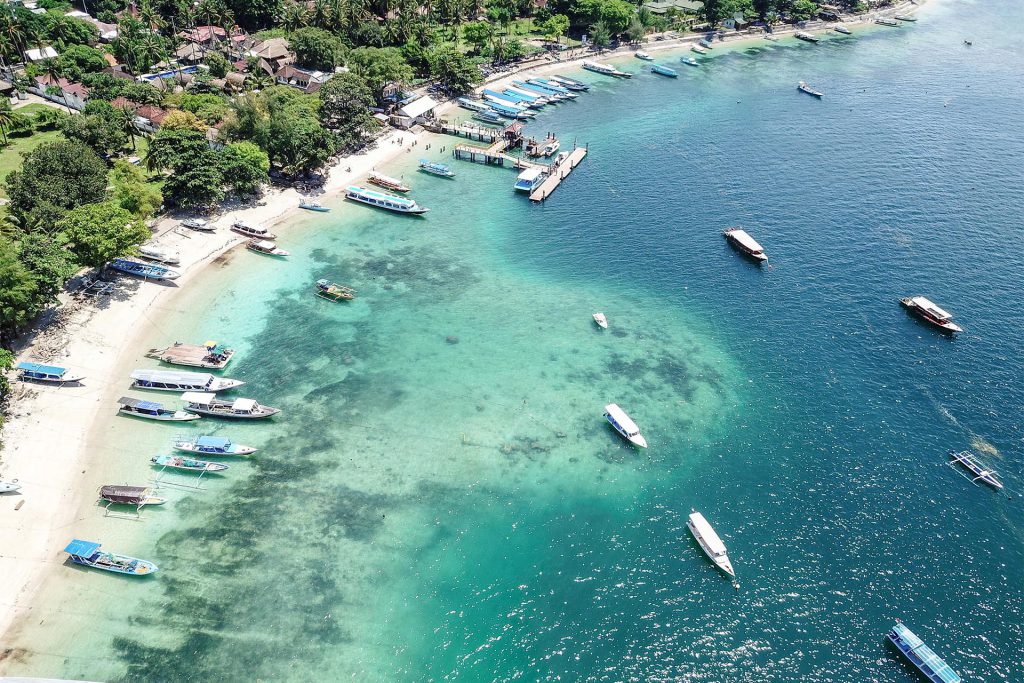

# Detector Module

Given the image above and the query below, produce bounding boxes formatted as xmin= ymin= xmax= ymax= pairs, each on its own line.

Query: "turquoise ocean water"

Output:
xmin=4 ymin=0 xmax=1024 ymax=679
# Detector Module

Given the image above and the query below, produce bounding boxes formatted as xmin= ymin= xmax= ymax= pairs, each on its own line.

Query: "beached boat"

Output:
xmin=316 ymin=278 xmax=355 ymax=301
xmin=246 ymin=239 xmax=290 ymax=257
xmin=764 ymin=33 xmax=779 ymax=41
xmin=109 ymin=258 xmax=180 ymax=280
xmin=457 ymin=96 xmax=492 ymax=112
xmin=887 ymin=622 xmax=961 ymax=683
xmin=137 ymin=244 xmax=180 ymax=265
xmin=522 ymin=79 xmax=577 ymax=98
xmin=635 ymin=50 xmax=654 ymax=61
xmin=151 ymin=454 xmax=230 ymax=473
xmin=798 ymin=81 xmax=824 ymax=98
xmin=795 ymin=31 xmax=819 ymax=43
xmin=418 ymin=159 xmax=456 ymax=178
xmin=299 ymin=200 xmax=330 ymax=212
xmin=687 ymin=510 xmax=735 ymax=576
xmin=368 ymin=171 xmax=411 ymax=193
xmin=118 ymin=396 xmax=200 ymax=421
xmin=180 ymin=392 xmax=280 ymax=419
xmin=949 ymin=450 xmax=1003 ymax=490
xmin=231 ymin=221 xmax=277 ymax=240
xmin=593 ymin=312 xmax=608 ymax=329
xmin=895 ymin=14 xmax=917 ymax=21
xmin=130 ymin=369 xmax=244 ymax=393
xmin=514 ymin=168 xmax=547 ymax=193
xmin=174 ymin=435 xmax=258 ymax=456
xmin=651 ymin=63 xmax=679 ymax=78
xmin=582 ymin=61 xmax=631 ymax=78
xmin=723 ymin=228 xmax=768 ymax=262
xmin=691 ymin=44 xmax=707 ymax=54
xmin=511 ymin=81 xmax=566 ymax=101
xmin=0 ymin=480 xmax=21 ymax=494
xmin=603 ymin=403 xmax=647 ymax=448
xmin=473 ymin=109 xmax=505 ymax=124
xmin=64 ymin=539 xmax=158 ymax=576
xmin=345 ymin=186 xmax=428 ymax=214
xmin=16 ymin=362 xmax=84 ymax=385
xmin=681 ymin=56 xmax=700 ymax=67
xmin=98 ymin=485 xmax=167 ymax=507
xmin=900 ymin=296 xmax=962 ymax=333
xmin=147 ymin=341 xmax=234 ymax=369
xmin=876 ymin=17 xmax=899 ymax=26
xmin=833 ymin=24 xmax=853 ymax=34
xmin=550 ymin=75 xmax=590 ymax=91
xmin=181 ymin=218 xmax=214 ymax=232
xmin=699 ymin=38 xmax=714 ymax=49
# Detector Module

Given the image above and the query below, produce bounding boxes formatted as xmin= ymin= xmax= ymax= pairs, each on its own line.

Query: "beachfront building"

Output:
xmin=273 ymin=65 xmax=332 ymax=94
xmin=393 ymin=94 xmax=441 ymax=129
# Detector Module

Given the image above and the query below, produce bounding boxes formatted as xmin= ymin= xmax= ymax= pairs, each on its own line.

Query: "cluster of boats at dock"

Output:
xmin=458 ymin=74 xmax=588 ymax=125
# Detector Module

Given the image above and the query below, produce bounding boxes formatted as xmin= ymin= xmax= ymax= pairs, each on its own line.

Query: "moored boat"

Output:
xmin=345 ymin=186 xmax=428 ymax=214
xmin=723 ymin=227 xmax=768 ymax=262
xmin=550 ymin=74 xmax=590 ymax=91
xmin=522 ymin=79 xmax=577 ymax=98
xmin=699 ymin=38 xmax=714 ymax=49
xmin=147 ymin=341 xmax=234 ymax=369
xmin=876 ymin=17 xmax=899 ymax=26
xmin=118 ymin=396 xmax=200 ymax=421
xmin=130 ymin=369 xmax=244 ymax=393
xmin=16 ymin=362 xmax=84 ymax=385
xmin=514 ymin=167 xmax=547 ymax=192
xmin=299 ymin=199 xmax=330 ymax=212
xmin=473 ymin=109 xmax=505 ymax=124
xmin=894 ymin=14 xmax=917 ymax=21
xmin=511 ymin=80 xmax=566 ymax=101
xmin=681 ymin=56 xmax=699 ymax=67
xmin=764 ymin=33 xmax=779 ymax=41
xmin=651 ymin=63 xmax=679 ymax=78
xmin=231 ymin=221 xmax=277 ymax=240
xmin=593 ymin=312 xmax=608 ymax=329
xmin=887 ymin=622 xmax=961 ymax=683
xmin=635 ymin=50 xmax=653 ymax=61
xmin=109 ymin=258 xmax=180 ymax=280
xmin=368 ymin=171 xmax=411 ymax=193
xmin=151 ymin=454 xmax=229 ymax=473
xmin=503 ymin=86 xmax=549 ymax=107
xmin=457 ymin=96 xmax=492 ymax=113
xmin=582 ymin=61 xmax=631 ymax=78
xmin=833 ymin=24 xmax=852 ymax=34
xmin=900 ymin=296 xmax=962 ymax=333
xmin=316 ymin=278 xmax=355 ymax=301
xmin=603 ymin=403 xmax=647 ymax=448
xmin=691 ymin=44 xmax=707 ymax=53
xmin=98 ymin=485 xmax=167 ymax=507
xmin=795 ymin=31 xmax=819 ymax=42
xmin=798 ymin=80 xmax=824 ymax=98
xmin=64 ymin=539 xmax=158 ymax=575
xmin=0 ymin=480 xmax=21 ymax=494
xmin=687 ymin=510 xmax=735 ymax=576
xmin=180 ymin=392 xmax=280 ymax=419
xmin=949 ymin=450 xmax=1003 ymax=490
xmin=419 ymin=159 xmax=456 ymax=178
xmin=137 ymin=244 xmax=180 ymax=265
xmin=181 ymin=217 xmax=213 ymax=232
xmin=246 ymin=239 xmax=290 ymax=257
xmin=174 ymin=434 xmax=258 ymax=456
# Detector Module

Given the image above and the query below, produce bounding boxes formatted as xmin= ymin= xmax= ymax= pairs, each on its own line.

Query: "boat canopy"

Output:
xmin=181 ymin=391 xmax=217 ymax=405
xmin=517 ymin=168 xmax=545 ymax=182
xmin=347 ymin=186 xmax=417 ymax=208
xmin=910 ymin=296 xmax=952 ymax=320
xmin=100 ymin=485 xmax=149 ymax=503
xmin=17 ymin=361 xmax=66 ymax=376
xmin=131 ymin=369 xmax=213 ymax=385
xmin=196 ymin=435 xmax=231 ymax=448
xmin=891 ymin=623 xmax=962 ymax=683
xmin=232 ymin=398 xmax=257 ymax=411
xmin=118 ymin=396 xmax=162 ymax=410
xmin=689 ymin=512 xmax=728 ymax=556
xmin=252 ymin=240 xmax=276 ymax=250
xmin=604 ymin=403 xmax=640 ymax=435
xmin=65 ymin=539 xmax=101 ymax=556
xmin=726 ymin=229 xmax=764 ymax=254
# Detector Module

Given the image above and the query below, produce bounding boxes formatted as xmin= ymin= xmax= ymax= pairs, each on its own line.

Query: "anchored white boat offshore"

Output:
xmin=687 ymin=510 xmax=735 ymax=576
xmin=604 ymin=403 xmax=647 ymax=448
xmin=130 ymin=369 xmax=244 ymax=393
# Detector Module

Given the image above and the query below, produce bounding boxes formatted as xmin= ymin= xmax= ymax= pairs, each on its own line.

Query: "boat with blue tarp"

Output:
xmin=887 ymin=622 xmax=961 ymax=683
xmin=174 ymin=434 xmax=258 ymax=456
xmin=481 ymin=95 xmax=534 ymax=119
xmin=511 ymin=80 xmax=567 ymax=101
xmin=64 ymin=539 xmax=158 ymax=575
xmin=651 ymin=64 xmax=679 ymax=77
xmin=419 ymin=159 xmax=456 ymax=178
xmin=345 ymin=186 xmax=429 ymax=214
xmin=550 ymin=75 xmax=590 ymax=91
xmin=503 ymin=86 xmax=549 ymax=106
xmin=109 ymin=257 xmax=180 ymax=280
xmin=16 ymin=362 xmax=84 ymax=385
xmin=523 ymin=78 xmax=577 ymax=98
xmin=118 ymin=396 xmax=200 ymax=421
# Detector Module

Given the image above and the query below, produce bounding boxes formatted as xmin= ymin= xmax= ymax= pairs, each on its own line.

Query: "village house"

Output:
xmin=29 ymin=74 xmax=89 ymax=110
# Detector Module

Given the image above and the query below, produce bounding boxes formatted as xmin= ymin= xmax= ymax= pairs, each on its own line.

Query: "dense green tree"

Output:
xmin=259 ymin=109 xmax=335 ymax=175
xmin=218 ymin=141 xmax=269 ymax=195
xmin=462 ymin=21 xmax=493 ymax=54
xmin=175 ymin=93 xmax=230 ymax=124
xmin=148 ymin=128 xmax=225 ymax=207
xmin=588 ymin=19 xmax=610 ymax=46
xmin=289 ymin=26 xmax=341 ymax=70
xmin=60 ymin=100 xmax=129 ymax=156
xmin=17 ymin=232 xmax=78 ymax=310
xmin=317 ymin=71 xmax=379 ymax=149
xmin=228 ymin=0 xmax=282 ymax=30
xmin=539 ymin=13 xmax=569 ymax=43
xmin=204 ymin=51 xmax=231 ymax=78
xmin=58 ymin=202 xmax=150 ymax=269
xmin=624 ymin=18 xmax=645 ymax=42
xmin=348 ymin=47 xmax=414 ymax=103
xmin=426 ymin=44 xmax=481 ymax=93
xmin=4 ymin=141 xmax=108 ymax=228
xmin=0 ymin=238 xmax=38 ymax=343
xmin=54 ymin=44 xmax=108 ymax=80
xmin=32 ymin=107 xmax=67 ymax=130
xmin=599 ymin=0 xmax=634 ymax=34
xmin=109 ymin=160 xmax=163 ymax=217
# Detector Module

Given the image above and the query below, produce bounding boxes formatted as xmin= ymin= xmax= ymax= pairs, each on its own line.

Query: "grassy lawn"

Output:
xmin=0 ymin=128 xmax=65 ymax=200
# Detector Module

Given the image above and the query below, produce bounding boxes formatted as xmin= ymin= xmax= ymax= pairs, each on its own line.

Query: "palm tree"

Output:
xmin=311 ymin=0 xmax=331 ymax=26
xmin=0 ymin=9 xmax=26 ymax=62
xmin=279 ymin=1 xmax=309 ymax=31
xmin=116 ymin=105 xmax=141 ymax=151
xmin=138 ymin=1 xmax=165 ymax=31
xmin=0 ymin=105 xmax=16 ymax=144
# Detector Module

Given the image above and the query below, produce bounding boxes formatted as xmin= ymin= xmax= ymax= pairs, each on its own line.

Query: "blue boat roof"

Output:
xmin=196 ymin=435 xmax=230 ymax=447
xmin=17 ymin=362 xmax=66 ymax=375
xmin=137 ymin=400 xmax=162 ymax=410
xmin=892 ymin=623 xmax=961 ymax=683
xmin=65 ymin=539 xmax=100 ymax=556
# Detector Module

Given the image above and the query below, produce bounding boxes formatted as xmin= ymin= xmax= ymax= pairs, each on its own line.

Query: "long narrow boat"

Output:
xmin=512 ymin=80 xmax=566 ymax=101
xmin=581 ymin=61 xmax=631 ymax=78
xmin=651 ymin=64 xmax=679 ymax=78
xmin=887 ymin=622 xmax=961 ymax=683
xmin=795 ymin=31 xmax=819 ymax=42
xmin=98 ymin=485 xmax=167 ymax=507
xmin=876 ymin=17 xmax=899 ymax=26
xmin=147 ymin=341 xmax=234 ymax=369
xmin=345 ymin=186 xmax=428 ymax=214
xmin=109 ymin=258 xmax=180 ymax=281
xmin=503 ymin=87 xmax=549 ymax=107
xmin=231 ymin=221 xmax=277 ymax=240
xmin=723 ymin=227 xmax=768 ymax=262
xmin=118 ymin=396 xmax=200 ymax=421
xmin=64 ymin=539 xmax=158 ymax=575
xmin=833 ymin=24 xmax=853 ymax=34
xmin=687 ymin=510 xmax=735 ymax=576
xmin=798 ymin=81 xmax=824 ymax=98
xmin=180 ymin=392 xmax=280 ymax=419
xmin=299 ymin=200 xmax=330 ymax=212
xmin=130 ymin=369 xmax=244 ymax=393
xmin=691 ymin=44 xmax=707 ymax=53
xmin=635 ymin=50 xmax=654 ymax=61
xmin=900 ymin=296 xmax=962 ymax=333
xmin=549 ymin=75 xmax=590 ymax=91
xmin=603 ymin=403 xmax=647 ymax=448
xmin=246 ymin=239 xmax=290 ymax=257
xmin=16 ymin=362 xmax=85 ymax=385
xmin=523 ymin=79 xmax=577 ymax=98
xmin=473 ymin=109 xmax=505 ymax=124
xmin=457 ymin=96 xmax=492 ymax=112
xmin=151 ymin=454 xmax=230 ymax=473
xmin=174 ymin=434 xmax=258 ymax=456
xmin=418 ymin=159 xmax=455 ymax=178
xmin=894 ymin=14 xmax=917 ymax=21
xmin=948 ymin=450 xmax=1003 ymax=490
xmin=137 ymin=244 xmax=180 ymax=265
xmin=316 ymin=278 xmax=355 ymax=301
xmin=481 ymin=95 xmax=534 ymax=119
xmin=368 ymin=171 xmax=411 ymax=193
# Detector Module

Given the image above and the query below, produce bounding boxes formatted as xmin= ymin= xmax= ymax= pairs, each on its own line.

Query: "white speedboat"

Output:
xmin=833 ymin=24 xmax=852 ymax=35
xmin=635 ymin=50 xmax=654 ymax=61
xmin=593 ymin=312 xmax=608 ymax=329
xmin=232 ymin=221 xmax=277 ymax=240
xmin=514 ymin=168 xmax=547 ymax=192
xmin=687 ymin=510 xmax=735 ymax=576
xmin=604 ymin=403 xmax=647 ymax=448
xmin=0 ymin=480 xmax=21 ymax=494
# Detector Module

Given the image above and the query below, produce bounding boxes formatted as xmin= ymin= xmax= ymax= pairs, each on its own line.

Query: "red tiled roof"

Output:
xmin=136 ymin=104 xmax=168 ymax=124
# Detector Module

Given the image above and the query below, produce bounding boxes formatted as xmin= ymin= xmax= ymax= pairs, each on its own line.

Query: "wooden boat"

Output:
xmin=345 ymin=186 xmax=428 ymax=214
xmin=246 ymin=239 xmax=290 ymax=257
xmin=651 ymin=64 xmax=679 ymax=78
xmin=687 ymin=510 xmax=735 ymax=576
xmin=368 ymin=171 xmax=411 ymax=193
xmin=900 ymin=296 xmax=962 ymax=333
xmin=894 ymin=14 xmax=917 ymax=21
xmin=231 ymin=221 xmax=277 ymax=240
xmin=181 ymin=218 xmax=214 ymax=232
xmin=0 ymin=480 xmax=21 ymax=494
xmin=795 ymin=31 xmax=819 ymax=43
xmin=635 ymin=50 xmax=654 ymax=61
xmin=419 ymin=159 xmax=456 ymax=178
xmin=147 ymin=341 xmax=234 ymax=369
xmin=604 ymin=403 xmax=647 ymax=448
xmin=593 ymin=312 xmax=608 ymax=329
xmin=581 ymin=61 xmax=631 ymax=78
xmin=174 ymin=434 xmax=257 ymax=456
xmin=550 ymin=75 xmax=590 ymax=91
xmin=137 ymin=244 xmax=180 ymax=265
xmin=833 ymin=24 xmax=853 ymax=34
xmin=948 ymin=451 xmax=1003 ymax=490
xmin=130 ymin=369 xmax=244 ymax=393
xmin=118 ymin=396 xmax=200 ymax=421
xmin=876 ymin=17 xmax=899 ymax=26
xmin=98 ymin=485 xmax=167 ymax=507
xmin=316 ymin=279 xmax=355 ymax=301
xmin=798 ymin=81 xmax=824 ymax=98
xmin=64 ymin=539 xmax=158 ymax=575
xmin=109 ymin=258 xmax=180 ymax=280
xmin=887 ymin=622 xmax=961 ymax=683
xmin=299 ymin=200 xmax=330 ymax=212
xmin=180 ymin=392 xmax=280 ymax=419
xmin=16 ymin=362 xmax=84 ymax=385
xmin=723 ymin=228 xmax=768 ymax=262
xmin=151 ymin=454 xmax=229 ymax=473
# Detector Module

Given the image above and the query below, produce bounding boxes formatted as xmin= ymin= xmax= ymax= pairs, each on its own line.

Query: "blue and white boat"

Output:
xmin=118 ymin=396 xmax=200 ymax=421
xmin=418 ymin=159 xmax=456 ymax=178
xmin=16 ymin=361 xmax=84 ymax=384
xmin=174 ymin=434 xmax=258 ymax=456
xmin=514 ymin=167 xmax=547 ymax=192
xmin=109 ymin=257 xmax=180 ymax=280
xmin=550 ymin=75 xmax=590 ymax=91
xmin=64 ymin=539 xmax=158 ymax=576
xmin=949 ymin=450 xmax=1004 ymax=490
xmin=457 ymin=96 xmax=492 ymax=113
xmin=681 ymin=56 xmax=700 ymax=68
xmin=524 ymin=78 xmax=577 ymax=98
xmin=500 ymin=88 xmax=548 ymax=108
xmin=887 ymin=622 xmax=961 ymax=683
xmin=651 ymin=64 xmax=679 ymax=77
xmin=299 ymin=200 xmax=330 ymax=212
xmin=344 ymin=186 xmax=428 ymax=214
xmin=130 ymin=369 xmax=244 ymax=393
xmin=481 ymin=94 xmax=534 ymax=119
xmin=511 ymin=80 xmax=567 ymax=101
xmin=473 ymin=109 xmax=505 ymax=124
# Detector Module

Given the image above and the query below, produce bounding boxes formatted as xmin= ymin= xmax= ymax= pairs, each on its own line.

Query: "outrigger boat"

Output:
xmin=419 ymin=159 xmax=455 ymax=178
xmin=681 ymin=56 xmax=700 ymax=67
xmin=876 ymin=17 xmax=899 ymax=26
xmin=887 ymin=622 xmax=961 ymax=683
xmin=900 ymin=296 xmax=962 ymax=333
xmin=180 ymin=392 xmax=280 ymax=419
xmin=894 ymin=14 xmax=917 ymax=21
xmin=231 ymin=221 xmax=277 ymax=240
xmin=109 ymin=258 xmax=180 ymax=281
xmin=130 ymin=369 xmax=243 ymax=393
xmin=181 ymin=218 xmax=213 ymax=232
xmin=833 ymin=24 xmax=853 ymax=34
xmin=949 ymin=450 xmax=1003 ymax=490
xmin=316 ymin=279 xmax=355 ymax=301
xmin=0 ymin=480 xmax=21 ymax=494
xmin=151 ymin=454 xmax=229 ymax=473
xmin=651 ymin=64 xmax=679 ymax=78
xmin=368 ymin=171 xmax=411 ymax=193
xmin=688 ymin=510 xmax=736 ymax=577
xmin=795 ymin=31 xmax=820 ymax=43
xmin=345 ymin=186 xmax=429 ymax=214
xmin=635 ymin=50 xmax=654 ymax=61
xmin=550 ymin=75 xmax=590 ymax=91
xmin=691 ymin=44 xmax=707 ymax=53
xmin=174 ymin=434 xmax=257 ymax=456
xmin=473 ymin=109 xmax=504 ymax=124
xmin=593 ymin=312 xmax=608 ymax=329
xmin=299 ymin=200 xmax=330 ymax=212
xmin=16 ymin=362 xmax=84 ymax=385
xmin=147 ymin=341 xmax=234 ymax=369
xmin=604 ymin=403 xmax=647 ymax=448
xmin=798 ymin=81 xmax=824 ymax=98
xmin=118 ymin=396 xmax=200 ymax=422
xmin=64 ymin=539 xmax=158 ymax=575
xmin=582 ymin=61 xmax=631 ymax=78
xmin=98 ymin=485 xmax=167 ymax=507
xmin=246 ymin=239 xmax=290 ymax=257
xmin=137 ymin=244 xmax=180 ymax=265
xmin=723 ymin=227 xmax=768 ymax=262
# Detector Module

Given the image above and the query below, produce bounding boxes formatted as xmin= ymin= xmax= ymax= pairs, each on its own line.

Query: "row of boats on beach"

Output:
xmin=458 ymin=74 xmax=589 ymax=125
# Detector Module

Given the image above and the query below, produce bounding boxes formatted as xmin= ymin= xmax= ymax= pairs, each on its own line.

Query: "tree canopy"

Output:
xmin=4 ymin=140 xmax=109 ymax=228
xmin=58 ymin=202 xmax=151 ymax=270
xmin=318 ymin=72 xmax=380 ymax=151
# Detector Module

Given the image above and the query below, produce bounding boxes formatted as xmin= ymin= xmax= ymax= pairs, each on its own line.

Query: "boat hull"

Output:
xmin=899 ymin=299 xmax=962 ymax=333
xmin=687 ymin=518 xmax=735 ymax=577
xmin=119 ymin=407 xmax=200 ymax=421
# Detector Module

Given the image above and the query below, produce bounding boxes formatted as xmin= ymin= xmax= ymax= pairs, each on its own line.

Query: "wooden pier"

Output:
xmin=431 ymin=120 xmax=501 ymax=143
xmin=529 ymin=147 xmax=588 ymax=202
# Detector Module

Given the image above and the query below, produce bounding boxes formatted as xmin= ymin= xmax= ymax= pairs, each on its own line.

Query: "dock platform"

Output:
xmin=146 ymin=342 xmax=235 ymax=369
xmin=431 ymin=120 xmax=501 ymax=143
xmin=530 ymin=147 xmax=588 ymax=202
